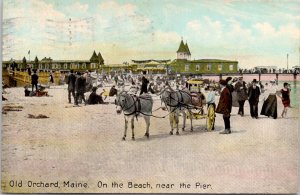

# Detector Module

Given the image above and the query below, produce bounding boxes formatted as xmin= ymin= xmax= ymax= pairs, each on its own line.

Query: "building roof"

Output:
xmin=191 ymin=59 xmax=238 ymax=63
xmin=185 ymin=42 xmax=191 ymax=55
xmin=254 ymin=66 xmax=277 ymax=69
xmin=131 ymin=59 xmax=171 ymax=64
xmin=177 ymin=40 xmax=187 ymax=53
xmin=90 ymin=50 xmax=98 ymax=63
xmin=176 ymin=40 xmax=191 ymax=54
xmin=98 ymin=52 xmax=104 ymax=64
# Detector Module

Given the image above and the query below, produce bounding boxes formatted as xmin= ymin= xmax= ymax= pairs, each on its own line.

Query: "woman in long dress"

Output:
xmin=260 ymin=82 xmax=278 ymax=119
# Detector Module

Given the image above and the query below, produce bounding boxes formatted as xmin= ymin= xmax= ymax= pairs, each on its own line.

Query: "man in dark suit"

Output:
xmin=248 ymin=79 xmax=261 ymax=118
xmin=216 ymin=79 xmax=232 ymax=134
xmin=74 ymin=72 xmax=86 ymax=105
xmin=31 ymin=69 xmax=39 ymax=92
xmin=235 ymin=76 xmax=248 ymax=116
xmin=67 ymin=70 xmax=76 ymax=103
xmin=140 ymin=76 xmax=149 ymax=95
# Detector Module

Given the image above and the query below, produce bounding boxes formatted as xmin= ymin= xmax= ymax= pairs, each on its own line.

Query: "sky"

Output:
xmin=2 ymin=0 xmax=300 ymax=68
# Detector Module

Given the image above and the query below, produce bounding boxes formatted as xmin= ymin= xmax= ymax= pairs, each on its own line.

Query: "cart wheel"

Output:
xmin=206 ymin=104 xmax=215 ymax=131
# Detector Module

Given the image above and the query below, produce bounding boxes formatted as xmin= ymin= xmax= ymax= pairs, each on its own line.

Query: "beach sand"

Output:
xmin=1 ymin=85 xmax=299 ymax=193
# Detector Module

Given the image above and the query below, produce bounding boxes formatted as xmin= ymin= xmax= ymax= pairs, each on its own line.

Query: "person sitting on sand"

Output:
xmin=87 ymin=87 xmax=105 ymax=105
xmin=24 ymin=86 xmax=31 ymax=97
xmin=109 ymin=85 xmax=118 ymax=97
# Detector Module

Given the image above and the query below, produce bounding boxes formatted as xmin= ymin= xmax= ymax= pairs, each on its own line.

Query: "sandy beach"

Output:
xmin=1 ymin=85 xmax=299 ymax=193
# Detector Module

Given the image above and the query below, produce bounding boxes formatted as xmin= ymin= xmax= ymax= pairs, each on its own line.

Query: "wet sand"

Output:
xmin=1 ymin=86 xmax=299 ymax=193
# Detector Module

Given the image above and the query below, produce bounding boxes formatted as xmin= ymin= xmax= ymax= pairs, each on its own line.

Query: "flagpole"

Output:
xmin=28 ymin=50 xmax=30 ymax=64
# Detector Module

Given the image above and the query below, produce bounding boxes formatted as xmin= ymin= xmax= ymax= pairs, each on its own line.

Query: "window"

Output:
xmin=229 ymin=64 xmax=234 ymax=71
xmin=196 ymin=65 xmax=200 ymax=71
xmin=207 ymin=64 xmax=212 ymax=71
xmin=91 ymin=63 xmax=96 ymax=69
xmin=71 ymin=63 xmax=76 ymax=69
xmin=185 ymin=64 xmax=189 ymax=71
xmin=218 ymin=64 xmax=222 ymax=71
xmin=82 ymin=63 xmax=86 ymax=69
xmin=64 ymin=63 xmax=68 ymax=69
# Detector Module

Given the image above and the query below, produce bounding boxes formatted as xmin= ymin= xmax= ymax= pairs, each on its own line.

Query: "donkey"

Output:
xmin=115 ymin=91 xmax=153 ymax=140
xmin=160 ymin=87 xmax=194 ymax=135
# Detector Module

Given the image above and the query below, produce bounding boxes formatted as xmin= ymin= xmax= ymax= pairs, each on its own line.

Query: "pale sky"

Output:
xmin=2 ymin=0 xmax=300 ymax=68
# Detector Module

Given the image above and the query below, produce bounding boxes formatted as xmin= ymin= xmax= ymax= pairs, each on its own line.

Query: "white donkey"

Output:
xmin=115 ymin=91 xmax=153 ymax=140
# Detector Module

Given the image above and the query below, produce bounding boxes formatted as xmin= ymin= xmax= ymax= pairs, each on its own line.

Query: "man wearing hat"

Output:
xmin=216 ymin=79 xmax=232 ymax=134
xmin=140 ymin=75 xmax=149 ymax=95
xmin=234 ymin=76 xmax=248 ymax=116
xmin=74 ymin=72 xmax=86 ymax=105
xmin=248 ymin=79 xmax=261 ymax=118
xmin=225 ymin=77 xmax=234 ymax=93
xmin=67 ymin=70 xmax=76 ymax=103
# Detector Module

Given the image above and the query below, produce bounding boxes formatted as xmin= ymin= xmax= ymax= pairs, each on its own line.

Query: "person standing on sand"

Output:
xmin=140 ymin=75 xmax=149 ymax=95
xmin=48 ymin=71 xmax=54 ymax=86
xmin=67 ymin=70 xmax=76 ymax=103
xmin=235 ymin=76 xmax=248 ymax=116
xmin=74 ymin=72 xmax=86 ymax=105
xmin=226 ymin=77 xmax=234 ymax=93
xmin=248 ymin=79 xmax=260 ymax=119
xmin=31 ymin=69 xmax=39 ymax=92
xmin=278 ymin=82 xmax=291 ymax=118
xmin=260 ymin=82 xmax=278 ymax=119
xmin=216 ymin=79 xmax=232 ymax=134
xmin=206 ymin=84 xmax=216 ymax=130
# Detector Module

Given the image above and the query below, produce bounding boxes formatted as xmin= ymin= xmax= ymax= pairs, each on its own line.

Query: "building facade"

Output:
xmin=170 ymin=39 xmax=238 ymax=75
xmin=2 ymin=41 xmax=238 ymax=75
xmin=2 ymin=50 xmax=104 ymax=72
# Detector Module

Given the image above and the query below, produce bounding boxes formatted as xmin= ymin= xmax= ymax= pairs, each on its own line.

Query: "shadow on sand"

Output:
xmin=135 ymin=125 xmax=217 ymax=142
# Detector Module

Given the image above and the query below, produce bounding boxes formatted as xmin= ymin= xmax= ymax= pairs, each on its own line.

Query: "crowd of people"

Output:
xmin=26 ymin=69 xmax=292 ymax=134
xmin=215 ymin=76 xmax=291 ymax=134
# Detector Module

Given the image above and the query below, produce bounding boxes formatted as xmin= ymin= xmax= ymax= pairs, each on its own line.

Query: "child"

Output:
xmin=278 ymin=82 xmax=290 ymax=118
xmin=206 ymin=84 xmax=216 ymax=130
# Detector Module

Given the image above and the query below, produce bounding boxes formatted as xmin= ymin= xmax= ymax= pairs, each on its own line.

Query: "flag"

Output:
xmin=28 ymin=50 xmax=30 ymax=54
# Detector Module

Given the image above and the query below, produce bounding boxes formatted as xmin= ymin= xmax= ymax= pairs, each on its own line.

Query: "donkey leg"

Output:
xmin=131 ymin=117 xmax=135 ymax=140
xmin=189 ymin=110 xmax=193 ymax=132
xmin=175 ymin=113 xmax=180 ymax=135
xmin=169 ymin=113 xmax=174 ymax=135
xmin=182 ymin=111 xmax=186 ymax=131
xmin=144 ymin=116 xmax=150 ymax=138
xmin=123 ymin=117 xmax=128 ymax=140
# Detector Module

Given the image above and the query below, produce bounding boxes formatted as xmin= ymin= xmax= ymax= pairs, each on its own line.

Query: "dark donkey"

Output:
xmin=160 ymin=87 xmax=194 ymax=135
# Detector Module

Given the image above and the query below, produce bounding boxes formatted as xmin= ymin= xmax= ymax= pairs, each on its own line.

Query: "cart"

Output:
xmin=186 ymin=79 xmax=216 ymax=131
